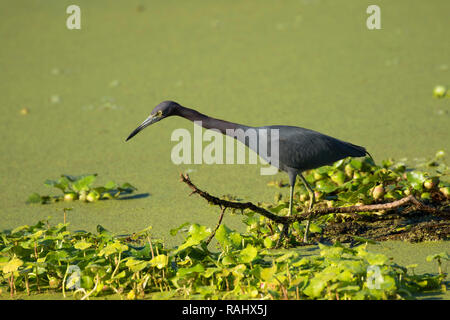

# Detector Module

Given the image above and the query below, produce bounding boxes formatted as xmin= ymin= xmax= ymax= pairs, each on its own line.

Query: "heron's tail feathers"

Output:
xmin=344 ymin=142 xmax=367 ymax=158
xmin=347 ymin=142 xmax=374 ymax=164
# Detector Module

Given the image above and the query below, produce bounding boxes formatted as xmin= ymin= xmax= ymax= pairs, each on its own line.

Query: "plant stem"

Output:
xmin=25 ymin=274 xmax=30 ymax=295
xmin=81 ymin=274 xmax=99 ymax=300
xmin=147 ymin=236 xmax=155 ymax=259
xmin=111 ymin=252 xmax=122 ymax=279
xmin=9 ymin=274 xmax=14 ymax=297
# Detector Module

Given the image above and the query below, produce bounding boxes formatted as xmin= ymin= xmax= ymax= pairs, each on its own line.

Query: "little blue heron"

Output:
xmin=126 ymin=100 xmax=370 ymax=242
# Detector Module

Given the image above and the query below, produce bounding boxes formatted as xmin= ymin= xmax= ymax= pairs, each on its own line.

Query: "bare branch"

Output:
xmin=180 ymin=173 xmax=286 ymax=223
xmin=205 ymin=206 xmax=226 ymax=245
xmin=180 ymin=173 xmax=446 ymax=226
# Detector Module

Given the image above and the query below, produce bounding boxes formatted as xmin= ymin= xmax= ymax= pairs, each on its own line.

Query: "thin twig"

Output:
xmin=206 ymin=206 xmax=226 ymax=245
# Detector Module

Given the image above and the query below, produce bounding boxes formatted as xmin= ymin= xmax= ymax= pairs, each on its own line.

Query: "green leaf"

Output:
xmin=120 ymin=182 xmax=137 ymax=191
xmin=260 ymin=264 xmax=277 ymax=281
xmin=74 ymin=240 xmax=93 ymax=250
xmin=231 ymin=264 xmax=247 ymax=278
xmin=350 ymin=159 xmax=363 ymax=170
xmin=126 ymin=258 xmax=149 ymax=272
xmin=215 ymin=225 xmax=242 ymax=249
xmin=229 ymin=233 xmax=242 ymax=247
xmin=111 ymin=270 xmax=126 ymax=280
xmin=177 ymin=264 xmax=204 ymax=277
xmin=46 ymin=250 xmax=69 ymax=262
xmin=303 ymin=277 xmax=327 ymax=298
xmin=406 ymin=171 xmax=426 ymax=191
xmin=203 ymin=267 xmax=220 ymax=278
xmin=333 ymin=159 xmax=345 ymax=169
xmin=11 ymin=225 xmax=30 ymax=234
xmin=315 ymin=180 xmax=339 ymax=193
xmin=263 ymin=237 xmax=273 ymax=248
xmin=337 ymin=285 xmax=361 ymax=293
xmin=221 ymin=254 xmax=236 ymax=266
xmin=58 ymin=176 xmax=70 ymax=190
xmin=93 ymin=187 xmax=107 ymax=194
xmin=170 ymin=222 xmax=190 ymax=236
xmin=44 ymin=179 xmax=67 ymax=192
xmin=62 ymin=173 xmax=97 ymax=182
xmin=98 ymin=241 xmax=128 ymax=257
xmin=28 ymin=230 xmax=45 ymax=240
xmin=104 ymin=181 xmax=118 ymax=190
xmin=2 ymin=257 xmax=23 ymax=273
xmin=239 ymin=244 xmax=258 ymax=263
xmin=315 ymin=166 xmax=333 ymax=175
xmin=72 ymin=175 xmax=97 ymax=192
xmin=309 ymin=223 xmax=322 ymax=234
xmin=81 ymin=275 xmax=94 ymax=289
xmin=275 ymin=251 xmax=297 ymax=263
xmin=268 ymin=203 xmax=288 ymax=214
xmin=319 ymin=243 xmax=344 ymax=258
xmin=149 ymin=254 xmax=169 ymax=269
xmin=173 ymin=224 xmax=210 ymax=253
xmin=215 ymin=224 xmax=232 ymax=247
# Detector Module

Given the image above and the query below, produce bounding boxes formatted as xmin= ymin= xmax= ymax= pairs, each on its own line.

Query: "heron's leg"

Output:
xmin=276 ymin=174 xmax=296 ymax=248
xmin=299 ymin=173 xmax=315 ymax=243
xmin=287 ymin=172 xmax=297 ymax=218
xmin=288 ymin=184 xmax=294 ymax=216
xmin=282 ymin=184 xmax=294 ymax=237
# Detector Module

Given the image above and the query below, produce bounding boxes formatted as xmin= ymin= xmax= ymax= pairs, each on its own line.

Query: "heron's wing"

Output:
xmin=276 ymin=127 xmax=367 ymax=171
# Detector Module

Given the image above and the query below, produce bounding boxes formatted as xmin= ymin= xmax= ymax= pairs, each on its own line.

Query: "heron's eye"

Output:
xmin=156 ymin=110 xmax=163 ymax=117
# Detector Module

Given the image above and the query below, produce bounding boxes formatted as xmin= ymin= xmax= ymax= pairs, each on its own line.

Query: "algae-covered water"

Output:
xmin=0 ymin=0 xmax=449 ymax=299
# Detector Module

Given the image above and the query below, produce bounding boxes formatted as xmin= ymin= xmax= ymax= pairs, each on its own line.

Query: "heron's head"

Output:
xmin=126 ymin=100 xmax=180 ymax=141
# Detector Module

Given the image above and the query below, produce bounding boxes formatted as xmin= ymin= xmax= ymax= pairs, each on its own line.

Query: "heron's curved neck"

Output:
xmin=175 ymin=106 xmax=252 ymax=135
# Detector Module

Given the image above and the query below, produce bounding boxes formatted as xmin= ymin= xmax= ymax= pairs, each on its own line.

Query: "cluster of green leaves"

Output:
xmin=27 ymin=174 xmax=137 ymax=204
xmin=0 ymin=220 xmax=447 ymax=300
xmin=272 ymin=151 xmax=448 ymax=206
xmin=262 ymin=152 xmax=449 ymax=243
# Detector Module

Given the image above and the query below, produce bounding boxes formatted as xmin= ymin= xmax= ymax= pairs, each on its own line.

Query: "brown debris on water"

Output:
xmin=315 ymin=209 xmax=449 ymax=243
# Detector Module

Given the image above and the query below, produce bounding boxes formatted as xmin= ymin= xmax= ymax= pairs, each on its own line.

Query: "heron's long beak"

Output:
xmin=126 ymin=114 xmax=162 ymax=141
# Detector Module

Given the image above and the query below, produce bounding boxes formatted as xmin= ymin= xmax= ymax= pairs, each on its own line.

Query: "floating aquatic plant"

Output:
xmin=0 ymin=220 xmax=446 ymax=300
xmin=27 ymin=174 xmax=137 ymax=204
